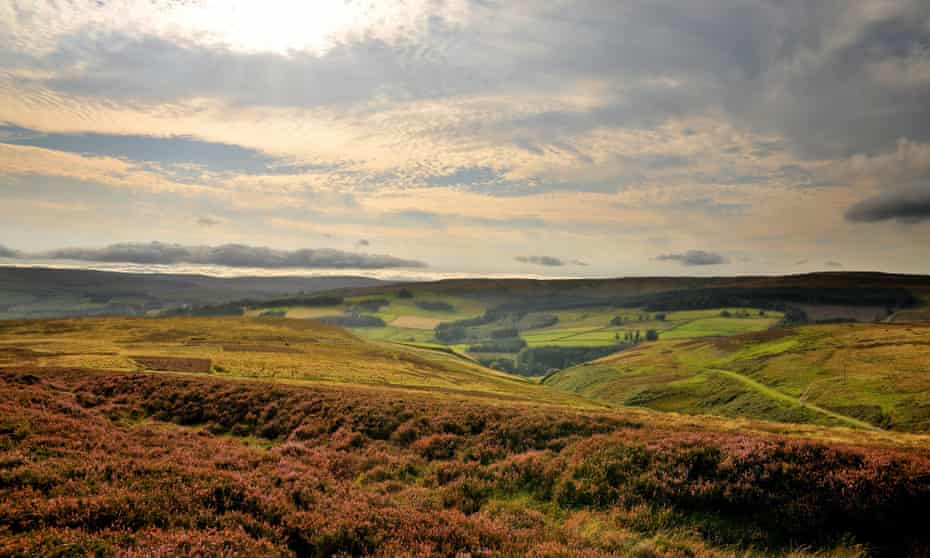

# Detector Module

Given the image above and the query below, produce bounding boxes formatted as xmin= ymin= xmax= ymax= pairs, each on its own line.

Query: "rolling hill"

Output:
xmin=3 ymin=316 xmax=930 ymax=557
xmin=188 ymin=271 xmax=927 ymax=376
xmin=544 ymin=322 xmax=930 ymax=432
xmin=0 ymin=316 xmax=595 ymax=407
xmin=0 ymin=266 xmax=387 ymax=319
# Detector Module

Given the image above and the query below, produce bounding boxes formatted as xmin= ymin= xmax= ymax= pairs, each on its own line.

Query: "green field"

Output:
xmin=259 ymin=290 xmax=786 ymax=376
xmin=521 ymin=308 xmax=780 ymax=347
xmin=545 ymin=322 xmax=930 ymax=432
xmin=269 ymin=295 xmax=782 ymax=350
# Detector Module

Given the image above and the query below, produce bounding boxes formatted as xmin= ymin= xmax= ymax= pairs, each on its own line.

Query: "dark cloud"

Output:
xmin=845 ymin=190 xmax=930 ymax=224
xmin=655 ymin=250 xmax=728 ymax=266
xmin=0 ymin=245 xmax=21 ymax=258
xmin=515 ymin=255 xmax=564 ymax=267
xmin=357 ymin=239 xmax=370 ymax=246
xmin=34 ymin=242 xmax=426 ymax=269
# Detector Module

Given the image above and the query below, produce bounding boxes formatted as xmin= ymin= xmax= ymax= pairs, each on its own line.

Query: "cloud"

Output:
xmin=515 ymin=255 xmax=565 ymax=267
xmin=425 ymin=166 xmax=505 ymax=188
xmin=655 ymin=250 xmax=728 ymax=266
xmin=845 ymin=190 xmax=930 ymax=224
xmin=14 ymin=2 xmax=930 ymax=160
xmin=196 ymin=217 xmax=220 ymax=227
xmin=617 ymin=196 xmax=751 ymax=217
xmin=0 ymin=244 xmax=21 ymax=258
xmin=357 ymin=239 xmax=370 ymax=246
xmin=824 ymin=261 xmax=843 ymax=268
xmin=17 ymin=31 xmax=475 ymax=109
xmin=31 ymin=241 xmax=426 ymax=269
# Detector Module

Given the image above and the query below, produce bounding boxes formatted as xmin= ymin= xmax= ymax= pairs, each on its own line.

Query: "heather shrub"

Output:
xmin=1 ymin=368 xmax=928 ymax=557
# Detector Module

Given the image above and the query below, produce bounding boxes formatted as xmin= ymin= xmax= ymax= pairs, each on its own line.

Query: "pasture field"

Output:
xmin=522 ymin=308 xmax=781 ymax=347
xmin=257 ymin=288 xmax=783 ymax=352
xmin=546 ymin=322 xmax=930 ymax=432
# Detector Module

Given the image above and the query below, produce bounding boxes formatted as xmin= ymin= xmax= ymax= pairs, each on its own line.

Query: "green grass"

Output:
xmin=545 ymin=322 xmax=930 ymax=433
xmin=272 ymin=291 xmax=782 ymax=353
xmin=524 ymin=308 xmax=781 ymax=347
xmin=661 ymin=316 xmax=781 ymax=339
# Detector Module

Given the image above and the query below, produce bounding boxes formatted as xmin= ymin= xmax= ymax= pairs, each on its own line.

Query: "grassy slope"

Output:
xmin=0 ymin=317 xmax=593 ymax=408
xmin=522 ymin=308 xmax=782 ymax=347
xmin=267 ymin=293 xmax=783 ymax=349
xmin=545 ymin=323 xmax=930 ymax=432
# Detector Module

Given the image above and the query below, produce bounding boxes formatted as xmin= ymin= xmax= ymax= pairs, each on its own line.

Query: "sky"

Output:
xmin=1 ymin=0 xmax=929 ymax=279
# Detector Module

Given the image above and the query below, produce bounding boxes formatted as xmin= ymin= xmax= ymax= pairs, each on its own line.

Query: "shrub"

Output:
xmin=415 ymin=301 xmax=454 ymax=312
xmin=316 ymin=315 xmax=386 ymax=328
xmin=3 ymin=367 xmax=929 ymax=557
xmin=467 ymin=338 xmax=527 ymax=354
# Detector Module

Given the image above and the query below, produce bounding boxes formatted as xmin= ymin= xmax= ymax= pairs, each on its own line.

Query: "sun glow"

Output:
xmin=3 ymin=0 xmax=477 ymax=57
xmin=169 ymin=0 xmax=369 ymax=54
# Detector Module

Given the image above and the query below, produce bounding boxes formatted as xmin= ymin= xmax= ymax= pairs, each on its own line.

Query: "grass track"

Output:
xmin=708 ymin=368 xmax=879 ymax=431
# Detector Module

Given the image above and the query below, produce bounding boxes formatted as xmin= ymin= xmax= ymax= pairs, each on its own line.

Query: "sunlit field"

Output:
xmin=546 ymin=323 xmax=930 ymax=433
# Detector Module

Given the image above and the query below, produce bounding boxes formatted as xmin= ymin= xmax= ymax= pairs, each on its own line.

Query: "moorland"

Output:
xmin=2 ymin=269 xmax=930 ymax=556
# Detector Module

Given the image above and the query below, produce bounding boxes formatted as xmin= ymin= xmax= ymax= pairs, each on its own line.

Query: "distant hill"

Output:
xmin=166 ymin=271 xmax=928 ymax=377
xmin=0 ymin=266 xmax=388 ymax=319
xmin=338 ymin=271 xmax=930 ymax=304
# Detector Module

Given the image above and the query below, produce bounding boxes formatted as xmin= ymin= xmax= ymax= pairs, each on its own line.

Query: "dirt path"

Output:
xmin=708 ymin=368 xmax=880 ymax=431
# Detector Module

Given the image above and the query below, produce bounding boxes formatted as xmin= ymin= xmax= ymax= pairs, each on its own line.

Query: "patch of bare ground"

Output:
xmin=390 ymin=316 xmax=442 ymax=329
xmin=131 ymin=356 xmax=212 ymax=373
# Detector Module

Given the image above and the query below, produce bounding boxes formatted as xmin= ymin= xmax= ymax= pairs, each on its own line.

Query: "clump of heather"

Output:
xmin=1 ymin=367 xmax=928 ymax=557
